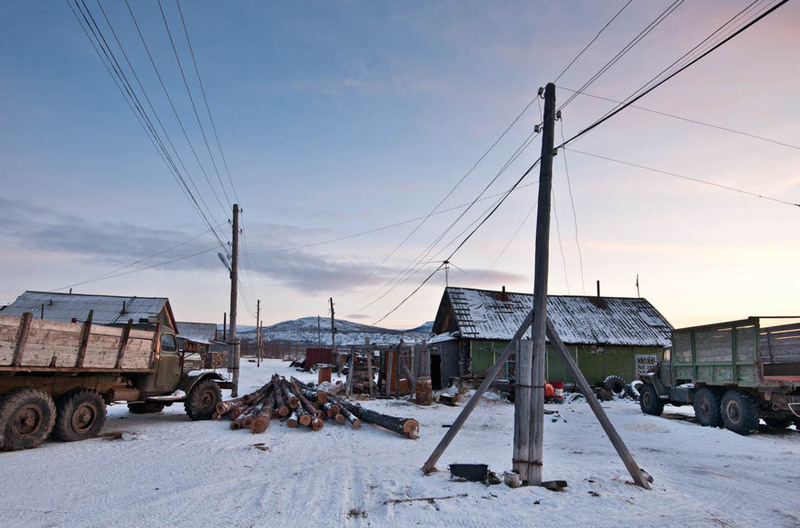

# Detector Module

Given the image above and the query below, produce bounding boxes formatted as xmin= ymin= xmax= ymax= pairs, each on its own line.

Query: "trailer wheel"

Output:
xmin=185 ymin=379 xmax=221 ymax=421
xmin=693 ymin=387 xmax=722 ymax=427
xmin=52 ymin=389 xmax=106 ymax=442
xmin=639 ymin=383 xmax=664 ymax=416
xmin=127 ymin=402 xmax=166 ymax=414
xmin=721 ymin=390 xmax=759 ymax=435
xmin=0 ymin=388 xmax=56 ymax=451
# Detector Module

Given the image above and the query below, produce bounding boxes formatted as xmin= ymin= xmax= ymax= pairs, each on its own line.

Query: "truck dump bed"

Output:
xmin=0 ymin=313 xmax=156 ymax=373
xmin=672 ymin=318 xmax=800 ymax=387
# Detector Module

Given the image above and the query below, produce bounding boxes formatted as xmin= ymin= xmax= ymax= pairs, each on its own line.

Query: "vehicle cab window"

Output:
xmin=160 ymin=333 xmax=178 ymax=353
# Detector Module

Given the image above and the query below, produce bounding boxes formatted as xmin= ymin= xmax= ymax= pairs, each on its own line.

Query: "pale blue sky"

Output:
xmin=2 ymin=1 xmax=799 ymax=329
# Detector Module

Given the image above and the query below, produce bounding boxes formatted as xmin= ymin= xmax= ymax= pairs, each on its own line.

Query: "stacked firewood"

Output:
xmin=214 ymin=374 xmax=419 ymax=439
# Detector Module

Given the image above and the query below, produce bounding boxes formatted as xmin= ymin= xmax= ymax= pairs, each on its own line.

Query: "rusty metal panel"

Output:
xmin=304 ymin=347 xmax=332 ymax=369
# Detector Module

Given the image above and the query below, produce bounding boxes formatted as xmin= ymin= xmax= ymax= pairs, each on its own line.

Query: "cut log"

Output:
xmin=250 ymin=392 xmax=276 ymax=434
xmin=335 ymin=404 xmax=361 ymax=429
xmin=273 ymin=384 xmax=290 ymax=417
xmin=334 ymin=397 xmax=418 ymax=439
xmin=279 ymin=379 xmax=299 ymax=409
xmin=291 ymin=377 xmax=328 ymax=404
xmin=287 ymin=411 xmax=299 ymax=428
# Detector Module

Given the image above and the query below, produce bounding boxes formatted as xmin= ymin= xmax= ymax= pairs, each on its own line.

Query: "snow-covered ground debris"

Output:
xmin=0 ymin=359 xmax=797 ymax=527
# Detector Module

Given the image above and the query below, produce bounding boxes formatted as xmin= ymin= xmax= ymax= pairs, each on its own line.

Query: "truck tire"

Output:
xmin=0 ymin=388 xmax=56 ymax=451
xmin=603 ymin=375 xmax=628 ymax=397
xmin=185 ymin=379 xmax=221 ymax=421
xmin=693 ymin=387 xmax=722 ymax=427
xmin=128 ymin=402 xmax=166 ymax=414
xmin=721 ymin=390 xmax=759 ymax=435
xmin=639 ymin=383 xmax=664 ymax=416
xmin=52 ymin=389 xmax=106 ymax=442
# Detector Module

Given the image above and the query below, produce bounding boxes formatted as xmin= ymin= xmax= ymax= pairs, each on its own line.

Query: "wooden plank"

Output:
xmin=365 ymin=348 xmax=375 ymax=397
xmin=513 ymin=340 xmax=533 ymax=482
xmin=116 ymin=319 xmax=132 ymax=368
xmin=75 ymin=310 xmax=93 ymax=368
xmin=546 ymin=317 xmax=650 ymax=490
xmin=422 ymin=309 xmax=533 ymax=474
xmin=12 ymin=312 xmax=33 ymax=367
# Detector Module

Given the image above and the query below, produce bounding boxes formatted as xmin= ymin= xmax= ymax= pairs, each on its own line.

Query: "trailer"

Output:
xmin=639 ymin=317 xmax=800 ymax=435
xmin=0 ymin=312 xmax=230 ymax=451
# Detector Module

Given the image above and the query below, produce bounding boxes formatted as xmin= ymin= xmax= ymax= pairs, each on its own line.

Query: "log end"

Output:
xmin=230 ymin=420 xmax=242 ymax=431
xmin=317 ymin=392 xmax=328 ymax=404
xmin=250 ymin=417 xmax=269 ymax=434
xmin=335 ymin=414 xmax=345 ymax=424
xmin=278 ymin=406 xmax=290 ymax=417
xmin=403 ymin=419 xmax=420 ymax=439
xmin=230 ymin=408 xmax=243 ymax=420
xmin=242 ymin=416 xmax=254 ymax=428
xmin=287 ymin=419 xmax=298 ymax=428
xmin=352 ymin=419 xmax=362 ymax=429
xmin=311 ymin=418 xmax=323 ymax=431
xmin=299 ymin=414 xmax=312 ymax=427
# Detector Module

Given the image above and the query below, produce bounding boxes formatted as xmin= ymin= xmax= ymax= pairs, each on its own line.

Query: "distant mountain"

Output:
xmin=221 ymin=317 xmax=434 ymax=346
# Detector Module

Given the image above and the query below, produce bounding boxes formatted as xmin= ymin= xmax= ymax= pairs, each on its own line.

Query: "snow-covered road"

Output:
xmin=1 ymin=359 xmax=797 ymax=527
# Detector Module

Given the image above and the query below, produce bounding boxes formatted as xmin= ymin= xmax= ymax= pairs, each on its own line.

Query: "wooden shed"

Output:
xmin=430 ymin=287 xmax=673 ymax=385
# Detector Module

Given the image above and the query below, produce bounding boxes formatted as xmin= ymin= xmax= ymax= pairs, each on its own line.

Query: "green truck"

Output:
xmin=0 ymin=312 xmax=230 ymax=451
xmin=639 ymin=317 xmax=800 ymax=435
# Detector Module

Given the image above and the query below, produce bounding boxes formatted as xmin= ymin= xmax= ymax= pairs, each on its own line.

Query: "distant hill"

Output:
xmin=222 ymin=317 xmax=433 ymax=346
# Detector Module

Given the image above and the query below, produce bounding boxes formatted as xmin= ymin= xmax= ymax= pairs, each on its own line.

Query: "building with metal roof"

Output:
xmin=0 ymin=291 xmax=177 ymax=331
xmin=428 ymin=287 xmax=673 ymax=388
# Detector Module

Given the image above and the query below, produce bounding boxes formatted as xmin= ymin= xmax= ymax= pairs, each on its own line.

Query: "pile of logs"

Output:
xmin=214 ymin=374 xmax=419 ymax=439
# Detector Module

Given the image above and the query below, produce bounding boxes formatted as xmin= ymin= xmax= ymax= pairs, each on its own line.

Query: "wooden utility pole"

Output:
xmin=317 ymin=315 xmax=321 ymax=346
xmin=256 ymin=300 xmax=261 ymax=368
xmin=525 ymin=82 xmax=557 ymax=486
xmin=230 ymin=203 xmax=240 ymax=397
xmin=329 ymin=297 xmax=336 ymax=357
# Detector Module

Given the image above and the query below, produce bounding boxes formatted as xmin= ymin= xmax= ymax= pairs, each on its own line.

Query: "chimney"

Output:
xmin=500 ymin=286 xmax=509 ymax=302
xmin=122 ymin=301 xmax=127 ymax=315
xmin=596 ymin=280 xmax=601 ymax=298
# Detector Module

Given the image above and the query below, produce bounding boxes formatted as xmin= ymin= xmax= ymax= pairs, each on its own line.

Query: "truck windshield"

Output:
xmin=161 ymin=333 xmax=177 ymax=352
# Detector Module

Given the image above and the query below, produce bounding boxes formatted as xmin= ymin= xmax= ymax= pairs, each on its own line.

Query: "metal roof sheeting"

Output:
xmin=1 ymin=291 xmax=169 ymax=327
xmin=176 ymin=321 xmax=218 ymax=343
xmin=443 ymin=287 xmax=672 ymax=347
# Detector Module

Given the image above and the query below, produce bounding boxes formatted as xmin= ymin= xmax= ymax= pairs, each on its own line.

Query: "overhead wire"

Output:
xmin=471 ymin=200 xmax=538 ymax=288
xmin=175 ymin=0 xmax=241 ymax=204
xmin=157 ymin=0 xmax=232 ymax=209
xmin=566 ymin=148 xmax=800 ymax=208
xmin=554 ymin=0 xmax=634 ymax=83
xmin=71 ymin=0 xmax=227 ymax=251
xmin=558 ymin=116 xmax=586 ymax=294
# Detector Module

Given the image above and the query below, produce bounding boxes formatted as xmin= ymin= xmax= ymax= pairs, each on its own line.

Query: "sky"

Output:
xmin=1 ymin=1 xmax=799 ymax=330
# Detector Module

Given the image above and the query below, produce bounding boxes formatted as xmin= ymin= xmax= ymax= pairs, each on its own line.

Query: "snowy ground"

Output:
xmin=1 ymin=359 xmax=798 ymax=528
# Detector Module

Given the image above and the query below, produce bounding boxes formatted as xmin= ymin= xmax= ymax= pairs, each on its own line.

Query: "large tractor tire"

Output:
xmin=0 ymin=388 xmax=56 ymax=451
xmin=603 ymin=375 xmax=628 ymax=397
xmin=52 ymin=389 xmax=106 ymax=442
xmin=128 ymin=402 xmax=166 ymax=414
xmin=721 ymin=390 xmax=759 ymax=435
xmin=639 ymin=383 xmax=665 ymax=416
xmin=693 ymin=387 xmax=722 ymax=427
xmin=185 ymin=379 xmax=221 ymax=421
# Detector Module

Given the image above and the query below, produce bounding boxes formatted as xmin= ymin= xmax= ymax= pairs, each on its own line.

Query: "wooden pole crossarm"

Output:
xmin=422 ymin=309 xmax=533 ymax=474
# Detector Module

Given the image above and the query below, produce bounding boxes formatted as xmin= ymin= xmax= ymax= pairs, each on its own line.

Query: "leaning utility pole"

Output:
xmin=229 ymin=203 xmax=240 ymax=397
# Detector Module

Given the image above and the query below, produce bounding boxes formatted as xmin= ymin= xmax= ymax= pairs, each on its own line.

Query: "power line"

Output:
xmin=551 ymin=188 xmax=570 ymax=293
xmin=70 ymin=0 xmax=228 ymax=251
xmin=471 ymin=200 xmax=538 ymax=288
xmin=175 ymin=0 xmax=241 ymax=204
xmin=558 ymin=0 xmax=789 ymax=151
xmin=558 ymin=117 xmax=586 ymax=294
xmin=557 ymin=86 xmax=800 ymax=153
xmin=157 ymin=0 xmax=232 ymax=209
xmin=558 ymin=0 xmax=686 ymax=112
xmin=566 ymin=147 xmax=800 ymax=208
xmin=554 ymin=0 xmax=634 ymax=83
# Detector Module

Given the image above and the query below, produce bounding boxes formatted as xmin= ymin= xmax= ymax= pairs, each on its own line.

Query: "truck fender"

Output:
xmin=179 ymin=371 xmax=225 ymax=394
xmin=641 ymin=372 xmax=668 ymax=398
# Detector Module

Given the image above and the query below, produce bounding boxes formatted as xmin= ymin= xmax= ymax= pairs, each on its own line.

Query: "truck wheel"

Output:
xmin=603 ymin=375 xmax=628 ymax=397
xmin=0 ymin=388 xmax=56 ymax=451
xmin=52 ymin=389 xmax=106 ymax=442
xmin=127 ymin=402 xmax=165 ymax=414
xmin=693 ymin=387 xmax=722 ymax=427
xmin=721 ymin=390 xmax=759 ymax=435
xmin=639 ymin=383 xmax=664 ymax=416
xmin=185 ymin=379 xmax=221 ymax=421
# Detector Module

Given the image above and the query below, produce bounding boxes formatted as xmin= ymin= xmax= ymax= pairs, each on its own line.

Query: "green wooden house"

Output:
xmin=429 ymin=287 xmax=673 ymax=387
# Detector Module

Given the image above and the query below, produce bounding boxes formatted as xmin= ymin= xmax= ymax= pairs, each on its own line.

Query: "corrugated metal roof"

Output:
xmin=0 ymin=291 xmax=169 ymax=327
xmin=176 ymin=321 xmax=218 ymax=343
xmin=442 ymin=287 xmax=672 ymax=347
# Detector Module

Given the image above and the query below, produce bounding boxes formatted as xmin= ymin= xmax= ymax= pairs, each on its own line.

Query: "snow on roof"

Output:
xmin=426 ymin=331 xmax=458 ymax=345
xmin=1 ymin=291 xmax=171 ymax=327
xmin=441 ymin=287 xmax=672 ymax=347
xmin=176 ymin=321 xmax=218 ymax=343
